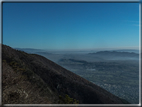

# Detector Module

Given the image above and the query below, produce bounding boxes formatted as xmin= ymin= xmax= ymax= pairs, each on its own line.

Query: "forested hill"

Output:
xmin=2 ymin=44 xmax=129 ymax=104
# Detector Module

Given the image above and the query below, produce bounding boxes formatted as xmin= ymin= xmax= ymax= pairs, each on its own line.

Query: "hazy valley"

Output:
xmin=17 ymin=48 xmax=139 ymax=104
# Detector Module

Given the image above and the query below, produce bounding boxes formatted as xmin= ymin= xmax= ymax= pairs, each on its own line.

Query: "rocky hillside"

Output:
xmin=2 ymin=44 xmax=129 ymax=104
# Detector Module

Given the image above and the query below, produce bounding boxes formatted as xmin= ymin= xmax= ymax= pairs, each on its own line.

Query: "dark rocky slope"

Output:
xmin=2 ymin=44 xmax=128 ymax=104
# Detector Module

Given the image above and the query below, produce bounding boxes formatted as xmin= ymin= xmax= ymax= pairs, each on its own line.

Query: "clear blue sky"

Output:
xmin=3 ymin=3 xmax=139 ymax=50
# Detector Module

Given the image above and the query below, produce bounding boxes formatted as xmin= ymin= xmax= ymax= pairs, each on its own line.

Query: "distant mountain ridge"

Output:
xmin=15 ymin=48 xmax=139 ymax=54
xmin=89 ymin=50 xmax=138 ymax=55
xmin=2 ymin=44 xmax=129 ymax=104
xmin=89 ymin=51 xmax=139 ymax=60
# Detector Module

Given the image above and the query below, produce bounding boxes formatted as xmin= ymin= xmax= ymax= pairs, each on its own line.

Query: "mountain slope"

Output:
xmin=2 ymin=44 xmax=128 ymax=104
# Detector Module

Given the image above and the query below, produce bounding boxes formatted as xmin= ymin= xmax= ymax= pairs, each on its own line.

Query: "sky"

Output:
xmin=3 ymin=2 xmax=139 ymax=51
